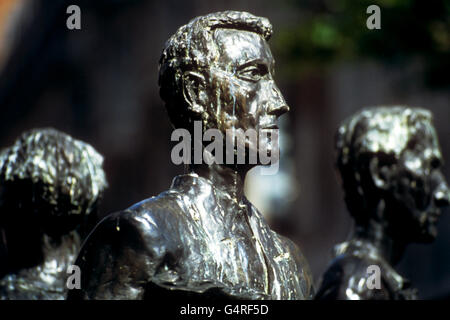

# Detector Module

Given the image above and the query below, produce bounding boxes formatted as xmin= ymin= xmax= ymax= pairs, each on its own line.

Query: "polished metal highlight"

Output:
xmin=70 ymin=173 xmax=312 ymax=300
xmin=316 ymin=106 xmax=450 ymax=300
xmin=69 ymin=11 xmax=313 ymax=300
xmin=0 ymin=128 xmax=107 ymax=299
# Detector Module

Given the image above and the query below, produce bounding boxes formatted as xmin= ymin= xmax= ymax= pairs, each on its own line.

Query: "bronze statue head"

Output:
xmin=336 ymin=106 xmax=450 ymax=242
xmin=158 ymin=11 xmax=288 ymax=167
xmin=0 ymin=128 xmax=107 ymax=237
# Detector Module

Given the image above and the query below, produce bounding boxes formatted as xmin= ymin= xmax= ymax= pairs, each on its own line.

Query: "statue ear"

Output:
xmin=182 ymin=71 xmax=206 ymax=115
xmin=369 ymin=157 xmax=391 ymax=190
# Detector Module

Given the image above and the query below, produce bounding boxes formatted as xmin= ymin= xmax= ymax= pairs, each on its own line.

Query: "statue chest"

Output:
xmin=171 ymin=210 xmax=304 ymax=299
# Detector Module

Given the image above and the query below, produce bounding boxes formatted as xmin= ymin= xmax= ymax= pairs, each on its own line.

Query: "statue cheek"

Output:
xmin=244 ymin=84 xmax=265 ymax=116
xmin=406 ymin=173 xmax=430 ymax=210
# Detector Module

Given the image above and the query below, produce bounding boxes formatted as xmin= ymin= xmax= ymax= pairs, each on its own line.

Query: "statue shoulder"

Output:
xmin=278 ymin=235 xmax=308 ymax=264
xmin=315 ymin=254 xmax=390 ymax=300
xmin=93 ymin=191 xmax=189 ymax=256
xmin=68 ymin=192 xmax=187 ymax=299
xmin=278 ymin=235 xmax=314 ymax=297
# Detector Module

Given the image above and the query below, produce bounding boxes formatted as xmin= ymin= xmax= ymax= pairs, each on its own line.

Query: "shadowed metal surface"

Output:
xmin=0 ymin=128 xmax=107 ymax=299
xmin=71 ymin=173 xmax=312 ymax=299
xmin=316 ymin=106 xmax=450 ymax=300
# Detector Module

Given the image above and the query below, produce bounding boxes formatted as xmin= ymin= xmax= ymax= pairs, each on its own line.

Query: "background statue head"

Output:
xmin=158 ymin=11 xmax=289 ymax=166
xmin=336 ymin=106 xmax=450 ymax=243
xmin=0 ymin=128 xmax=107 ymax=272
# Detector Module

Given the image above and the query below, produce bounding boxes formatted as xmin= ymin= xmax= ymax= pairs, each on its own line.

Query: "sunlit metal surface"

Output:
xmin=70 ymin=173 xmax=312 ymax=300
xmin=69 ymin=11 xmax=313 ymax=300
xmin=0 ymin=128 xmax=107 ymax=299
xmin=316 ymin=106 xmax=450 ymax=300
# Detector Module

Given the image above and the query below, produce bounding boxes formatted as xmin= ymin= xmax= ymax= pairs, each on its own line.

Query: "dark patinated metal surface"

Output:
xmin=70 ymin=173 xmax=312 ymax=300
xmin=0 ymin=128 xmax=107 ymax=299
xmin=316 ymin=106 xmax=450 ymax=300
xmin=69 ymin=11 xmax=313 ymax=300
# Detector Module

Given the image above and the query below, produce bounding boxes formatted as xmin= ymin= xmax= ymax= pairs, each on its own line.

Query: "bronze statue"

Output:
xmin=68 ymin=11 xmax=313 ymax=300
xmin=0 ymin=128 xmax=107 ymax=299
xmin=315 ymin=106 xmax=450 ymax=300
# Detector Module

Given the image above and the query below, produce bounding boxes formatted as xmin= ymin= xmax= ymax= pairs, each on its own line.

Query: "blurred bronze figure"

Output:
xmin=0 ymin=128 xmax=107 ymax=299
xmin=69 ymin=11 xmax=313 ymax=300
xmin=315 ymin=106 xmax=450 ymax=300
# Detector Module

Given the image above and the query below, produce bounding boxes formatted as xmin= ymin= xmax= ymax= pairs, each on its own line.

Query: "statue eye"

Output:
xmin=238 ymin=64 xmax=268 ymax=82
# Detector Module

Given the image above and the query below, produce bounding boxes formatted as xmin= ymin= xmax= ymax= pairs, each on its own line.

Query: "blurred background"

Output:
xmin=0 ymin=0 xmax=449 ymax=299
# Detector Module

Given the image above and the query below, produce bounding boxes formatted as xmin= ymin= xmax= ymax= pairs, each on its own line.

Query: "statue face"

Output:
xmin=203 ymin=29 xmax=289 ymax=162
xmin=386 ymin=124 xmax=450 ymax=241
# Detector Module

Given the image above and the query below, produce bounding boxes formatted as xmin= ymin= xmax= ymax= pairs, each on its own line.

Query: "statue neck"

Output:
xmin=189 ymin=162 xmax=248 ymax=203
xmin=353 ymin=201 xmax=407 ymax=266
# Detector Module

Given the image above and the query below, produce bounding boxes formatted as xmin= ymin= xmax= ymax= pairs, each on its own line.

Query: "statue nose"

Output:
xmin=267 ymin=85 xmax=289 ymax=117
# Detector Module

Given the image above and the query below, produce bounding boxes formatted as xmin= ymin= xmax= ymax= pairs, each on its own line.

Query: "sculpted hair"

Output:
xmin=158 ymin=11 xmax=273 ymax=129
xmin=335 ymin=106 xmax=432 ymax=223
xmin=0 ymin=128 xmax=107 ymax=218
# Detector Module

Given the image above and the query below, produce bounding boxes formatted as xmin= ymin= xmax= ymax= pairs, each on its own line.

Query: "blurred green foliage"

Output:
xmin=274 ymin=0 xmax=450 ymax=88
